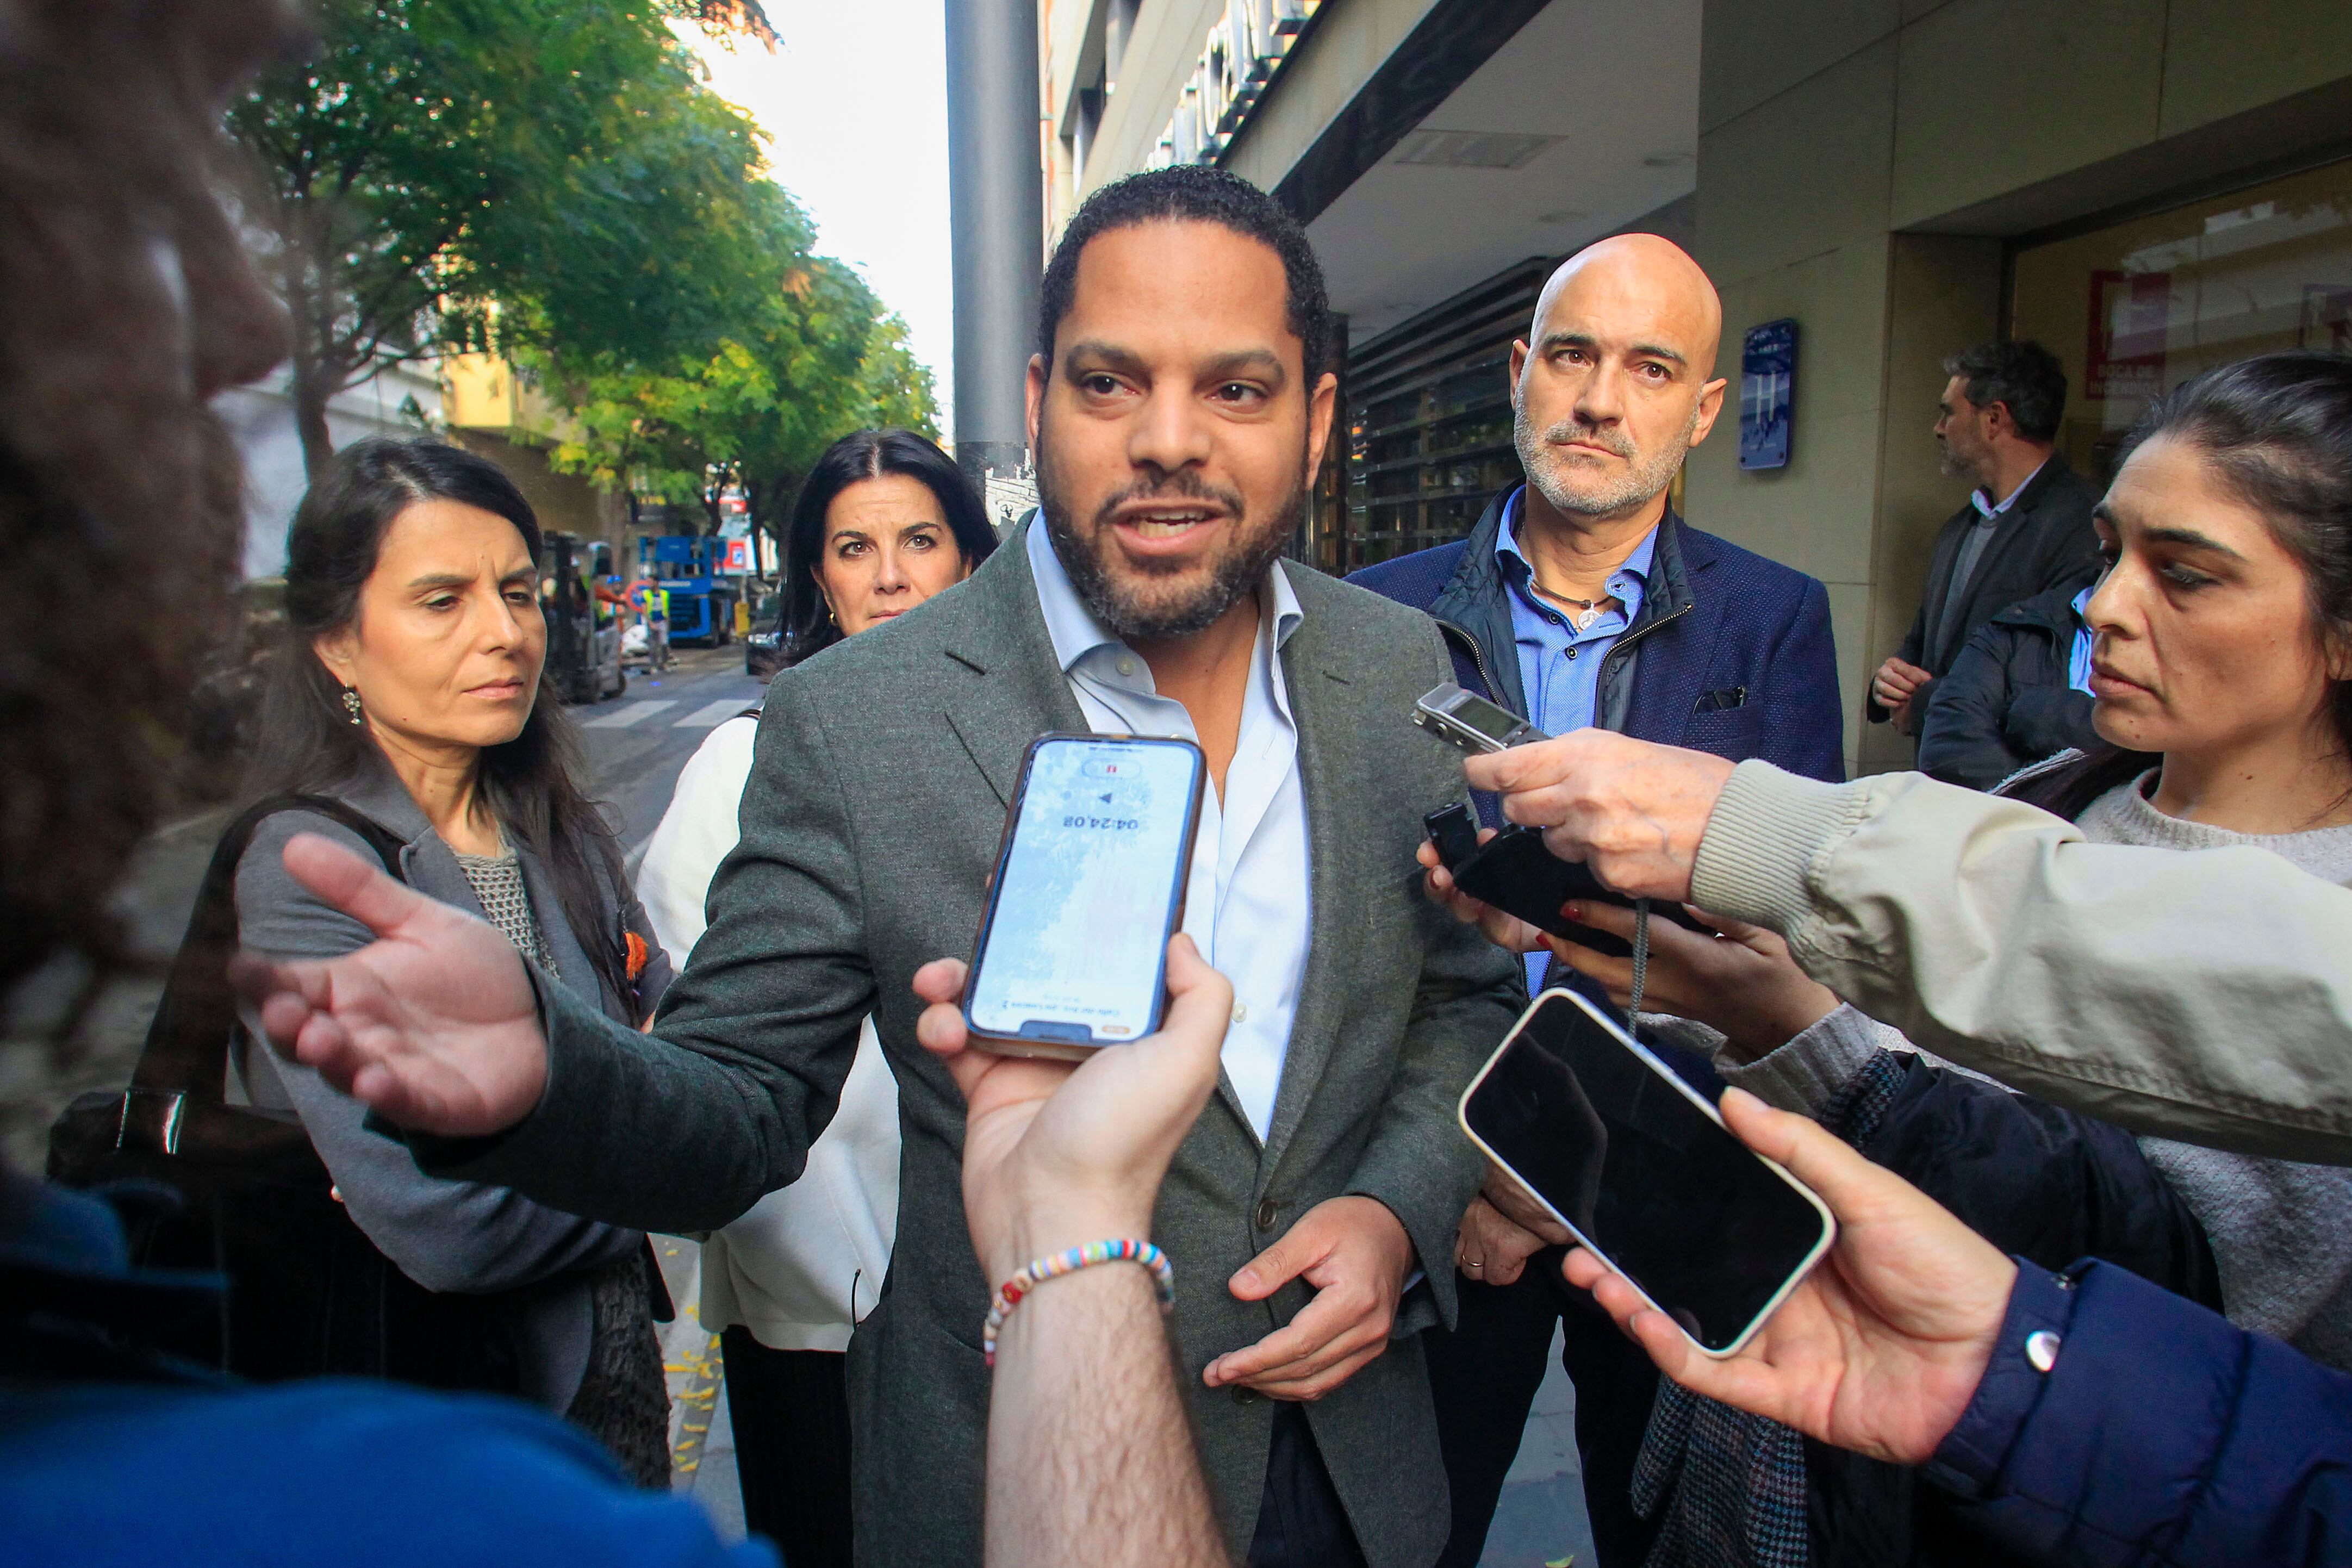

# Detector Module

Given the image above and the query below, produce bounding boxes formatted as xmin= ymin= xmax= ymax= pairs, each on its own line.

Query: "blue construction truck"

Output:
xmin=636 ymin=534 xmax=740 ymax=647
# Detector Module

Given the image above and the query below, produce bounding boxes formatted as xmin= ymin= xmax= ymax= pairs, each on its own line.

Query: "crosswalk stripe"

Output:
xmin=581 ymin=700 xmax=677 ymax=729
xmin=673 ymin=699 xmax=751 ymax=729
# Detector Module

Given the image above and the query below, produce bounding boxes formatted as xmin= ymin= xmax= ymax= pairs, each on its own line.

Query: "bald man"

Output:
xmin=1351 ymin=234 xmax=1845 ymax=1567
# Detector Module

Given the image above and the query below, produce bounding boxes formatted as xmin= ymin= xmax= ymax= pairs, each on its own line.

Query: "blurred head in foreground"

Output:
xmin=0 ymin=0 xmax=300 ymax=999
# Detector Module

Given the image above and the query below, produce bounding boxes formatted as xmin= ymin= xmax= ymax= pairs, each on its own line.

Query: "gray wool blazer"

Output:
xmin=425 ymin=521 xmax=1525 ymax=1567
xmin=235 ymin=757 xmax=668 ymax=1410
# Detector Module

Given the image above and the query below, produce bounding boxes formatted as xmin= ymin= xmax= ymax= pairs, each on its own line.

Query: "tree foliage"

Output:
xmin=231 ymin=0 xmax=782 ymax=475
xmin=536 ymin=182 xmax=940 ymax=545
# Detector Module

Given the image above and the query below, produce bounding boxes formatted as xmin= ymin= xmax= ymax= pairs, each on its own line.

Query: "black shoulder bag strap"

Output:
xmin=121 ymin=794 xmax=405 ymax=1145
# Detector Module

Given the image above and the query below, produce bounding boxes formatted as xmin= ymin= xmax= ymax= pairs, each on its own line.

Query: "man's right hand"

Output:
xmin=1871 ymin=656 xmax=1931 ymax=717
xmin=1463 ymin=730 xmax=1734 ymax=905
xmin=230 ymin=833 xmax=550 ymax=1136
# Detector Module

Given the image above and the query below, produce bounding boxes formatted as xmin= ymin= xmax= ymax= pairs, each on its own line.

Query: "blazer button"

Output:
xmin=1254 ymin=1198 xmax=1279 ymax=1231
xmin=1231 ymin=1385 xmax=1261 ymax=1406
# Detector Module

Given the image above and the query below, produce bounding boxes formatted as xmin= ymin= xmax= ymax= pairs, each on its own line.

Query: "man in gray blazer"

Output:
xmin=239 ymin=166 xmax=1524 ymax=1568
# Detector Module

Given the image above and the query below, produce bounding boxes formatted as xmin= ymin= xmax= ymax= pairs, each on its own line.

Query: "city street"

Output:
xmin=574 ymin=643 xmax=770 ymax=855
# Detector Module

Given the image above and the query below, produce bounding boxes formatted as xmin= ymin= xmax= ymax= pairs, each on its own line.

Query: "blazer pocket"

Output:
xmin=1681 ymin=703 xmax=1764 ymax=758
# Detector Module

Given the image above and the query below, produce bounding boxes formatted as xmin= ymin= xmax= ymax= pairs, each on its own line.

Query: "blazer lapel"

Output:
xmin=938 ymin=519 xmax=1089 ymax=807
xmin=1256 ymin=572 xmax=1355 ymax=1174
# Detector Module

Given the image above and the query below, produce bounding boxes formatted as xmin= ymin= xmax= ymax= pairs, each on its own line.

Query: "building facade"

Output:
xmin=1041 ymin=0 xmax=2352 ymax=776
xmin=221 ymin=353 xmax=631 ymax=583
xmin=217 ymin=360 xmax=446 ymax=580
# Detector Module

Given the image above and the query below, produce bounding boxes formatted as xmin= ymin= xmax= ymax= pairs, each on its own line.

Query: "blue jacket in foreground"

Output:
xmin=1932 ymin=1256 xmax=2352 ymax=1566
xmin=1348 ymin=487 xmax=1846 ymax=789
xmin=0 ymin=1174 xmax=772 ymax=1568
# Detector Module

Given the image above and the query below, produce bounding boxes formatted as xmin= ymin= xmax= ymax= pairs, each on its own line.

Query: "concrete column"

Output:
xmin=945 ymin=0 xmax=1044 ymax=525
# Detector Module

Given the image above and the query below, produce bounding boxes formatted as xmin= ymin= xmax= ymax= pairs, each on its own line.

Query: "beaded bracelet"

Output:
xmin=981 ymin=1238 xmax=1175 ymax=1366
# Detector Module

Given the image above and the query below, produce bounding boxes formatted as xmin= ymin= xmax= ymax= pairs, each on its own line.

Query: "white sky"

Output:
xmin=674 ymin=4 xmax=956 ymax=441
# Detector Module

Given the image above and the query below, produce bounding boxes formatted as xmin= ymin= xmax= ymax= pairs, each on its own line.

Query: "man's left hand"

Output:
xmin=1203 ymin=1196 xmax=1414 ymax=1401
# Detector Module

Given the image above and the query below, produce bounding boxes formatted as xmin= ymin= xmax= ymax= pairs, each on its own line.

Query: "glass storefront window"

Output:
xmin=2010 ymin=157 xmax=2352 ymax=483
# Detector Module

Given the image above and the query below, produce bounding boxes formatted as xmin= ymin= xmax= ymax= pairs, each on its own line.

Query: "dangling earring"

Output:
xmin=341 ymin=686 xmax=364 ymax=726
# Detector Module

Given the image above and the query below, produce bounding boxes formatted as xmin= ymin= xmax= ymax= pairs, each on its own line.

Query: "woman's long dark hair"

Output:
xmin=252 ymin=437 xmax=631 ymax=1009
xmin=2120 ymin=352 xmax=2352 ymax=764
xmin=780 ymin=428 xmax=997 ymax=664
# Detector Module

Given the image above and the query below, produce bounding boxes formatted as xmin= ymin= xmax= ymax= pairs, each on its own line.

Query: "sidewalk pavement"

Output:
xmin=654 ymin=1235 xmax=746 ymax=1539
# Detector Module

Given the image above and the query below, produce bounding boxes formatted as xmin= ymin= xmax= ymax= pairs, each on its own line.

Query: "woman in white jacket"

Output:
xmin=636 ymin=429 xmax=996 ymax=1567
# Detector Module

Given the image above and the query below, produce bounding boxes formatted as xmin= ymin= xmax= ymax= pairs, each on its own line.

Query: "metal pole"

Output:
xmin=945 ymin=0 xmax=1044 ymax=530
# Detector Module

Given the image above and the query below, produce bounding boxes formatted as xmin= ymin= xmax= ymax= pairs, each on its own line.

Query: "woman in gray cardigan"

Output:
xmin=232 ymin=437 xmax=674 ymax=1483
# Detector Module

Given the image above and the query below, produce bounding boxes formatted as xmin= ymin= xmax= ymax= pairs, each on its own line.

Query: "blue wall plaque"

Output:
xmin=1739 ymin=318 xmax=1797 ymax=471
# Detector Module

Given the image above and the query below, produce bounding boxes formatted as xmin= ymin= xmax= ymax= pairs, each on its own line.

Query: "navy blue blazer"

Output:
xmin=1349 ymin=486 xmax=1847 ymax=789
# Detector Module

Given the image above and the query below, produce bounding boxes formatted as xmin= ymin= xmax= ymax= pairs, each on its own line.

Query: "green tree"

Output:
xmin=539 ymin=185 xmax=941 ymax=553
xmin=231 ymin=0 xmax=777 ymax=476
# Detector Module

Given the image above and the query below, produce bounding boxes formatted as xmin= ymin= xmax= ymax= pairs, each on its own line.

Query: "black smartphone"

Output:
xmin=1459 ymin=989 xmax=1835 ymax=1356
xmin=962 ymin=734 xmax=1208 ymax=1060
xmin=1423 ymin=804 xmax=1706 ymax=959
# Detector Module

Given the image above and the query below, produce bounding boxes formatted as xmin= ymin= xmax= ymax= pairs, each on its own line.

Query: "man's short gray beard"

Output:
xmin=1037 ymin=460 xmax=1303 ymax=643
xmin=1514 ymin=401 xmax=1696 ymax=520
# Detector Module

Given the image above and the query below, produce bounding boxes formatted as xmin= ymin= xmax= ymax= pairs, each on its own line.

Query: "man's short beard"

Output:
xmin=1036 ymin=427 xmax=1303 ymax=642
xmin=1515 ymin=400 xmax=1697 ymax=519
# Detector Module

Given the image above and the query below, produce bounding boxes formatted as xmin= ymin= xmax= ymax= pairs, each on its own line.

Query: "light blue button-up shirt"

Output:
xmin=1495 ymin=491 xmax=1656 ymax=990
xmin=1024 ymin=521 xmax=1309 ymax=1140
xmin=1496 ymin=490 xmax=1656 ymax=739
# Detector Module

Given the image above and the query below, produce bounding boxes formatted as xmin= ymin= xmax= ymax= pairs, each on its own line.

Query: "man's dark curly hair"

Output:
xmin=1037 ymin=164 xmax=1337 ymax=378
xmin=1943 ymin=339 xmax=2069 ymax=443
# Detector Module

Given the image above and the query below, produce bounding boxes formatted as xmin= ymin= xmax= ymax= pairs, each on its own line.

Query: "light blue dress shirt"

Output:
xmin=2067 ymin=583 xmax=2097 ymax=694
xmin=1024 ymin=521 xmax=1309 ymax=1141
xmin=1496 ymin=493 xmax=1657 ymax=992
xmin=1495 ymin=490 xmax=1656 ymax=739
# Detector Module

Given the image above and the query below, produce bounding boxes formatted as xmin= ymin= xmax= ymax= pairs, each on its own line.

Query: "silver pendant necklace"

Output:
xmin=1537 ymin=584 xmax=1608 ymax=632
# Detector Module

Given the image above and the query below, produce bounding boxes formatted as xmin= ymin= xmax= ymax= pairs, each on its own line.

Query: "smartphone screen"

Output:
xmin=965 ymin=735 xmax=1205 ymax=1047
xmin=1460 ymin=990 xmax=1833 ymax=1353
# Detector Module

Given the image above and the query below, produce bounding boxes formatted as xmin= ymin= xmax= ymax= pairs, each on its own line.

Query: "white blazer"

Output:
xmin=637 ymin=715 xmax=900 ymax=1352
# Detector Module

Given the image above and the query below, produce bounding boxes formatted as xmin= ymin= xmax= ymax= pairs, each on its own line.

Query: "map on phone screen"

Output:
xmin=967 ymin=737 xmax=1198 ymax=1040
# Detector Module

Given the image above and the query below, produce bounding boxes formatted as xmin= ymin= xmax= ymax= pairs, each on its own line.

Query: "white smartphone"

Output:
xmin=962 ymin=733 xmax=1208 ymax=1060
xmin=1458 ymin=988 xmax=1836 ymax=1357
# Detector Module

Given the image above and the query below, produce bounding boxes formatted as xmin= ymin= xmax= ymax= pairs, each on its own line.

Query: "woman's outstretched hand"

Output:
xmin=228 ymin=832 xmax=550 ymax=1136
xmin=912 ymin=935 xmax=1232 ymax=1285
xmin=1563 ymin=1088 xmax=2017 ymax=1466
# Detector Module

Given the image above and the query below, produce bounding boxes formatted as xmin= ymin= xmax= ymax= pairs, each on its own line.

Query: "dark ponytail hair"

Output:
xmin=781 ymin=428 xmax=997 ymax=664
xmin=2119 ymin=351 xmax=2352 ymax=765
xmin=254 ymin=437 xmax=631 ymax=1009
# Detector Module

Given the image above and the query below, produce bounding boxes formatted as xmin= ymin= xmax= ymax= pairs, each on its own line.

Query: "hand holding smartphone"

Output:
xmin=1459 ymin=988 xmax=1834 ymax=1356
xmin=1414 ymin=682 xmax=1703 ymax=957
xmin=962 ymin=734 xmax=1207 ymax=1059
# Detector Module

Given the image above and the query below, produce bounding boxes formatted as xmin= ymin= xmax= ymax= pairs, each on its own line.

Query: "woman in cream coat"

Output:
xmin=637 ymin=429 xmax=994 ymax=1566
